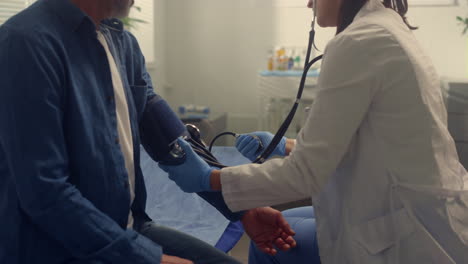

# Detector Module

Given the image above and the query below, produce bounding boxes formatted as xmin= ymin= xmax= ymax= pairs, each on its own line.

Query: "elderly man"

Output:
xmin=0 ymin=0 xmax=296 ymax=263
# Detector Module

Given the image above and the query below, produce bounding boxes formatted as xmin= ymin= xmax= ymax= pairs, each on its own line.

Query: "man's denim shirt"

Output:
xmin=0 ymin=0 xmax=242 ymax=263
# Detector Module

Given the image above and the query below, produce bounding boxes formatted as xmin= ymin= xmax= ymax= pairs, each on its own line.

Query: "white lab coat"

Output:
xmin=220 ymin=0 xmax=468 ymax=263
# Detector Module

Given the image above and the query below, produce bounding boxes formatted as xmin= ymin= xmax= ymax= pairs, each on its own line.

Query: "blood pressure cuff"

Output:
xmin=139 ymin=96 xmax=245 ymax=221
xmin=140 ymin=95 xmax=187 ymax=163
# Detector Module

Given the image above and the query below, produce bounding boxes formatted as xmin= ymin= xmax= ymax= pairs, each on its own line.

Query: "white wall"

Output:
xmin=408 ymin=3 xmax=468 ymax=78
xmin=273 ymin=2 xmax=468 ymax=78
xmin=152 ymin=0 xmax=468 ymax=131
xmin=129 ymin=1 xmax=155 ymax=64
xmin=162 ymin=1 xmax=275 ymax=123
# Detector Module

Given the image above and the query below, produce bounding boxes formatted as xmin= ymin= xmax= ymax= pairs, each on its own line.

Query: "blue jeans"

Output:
xmin=138 ymin=221 xmax=241 ymax=264
xmin=249 ymin=207 xmax=321 ymax=264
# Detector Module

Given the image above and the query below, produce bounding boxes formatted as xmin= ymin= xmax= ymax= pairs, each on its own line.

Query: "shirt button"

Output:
xmin=115 ymin=138 xmax=120 ymax=144
xmin=124 ymin=182 xmax=129 ymax=189
xmin=108 ymin=96 xmax=114 ymax=103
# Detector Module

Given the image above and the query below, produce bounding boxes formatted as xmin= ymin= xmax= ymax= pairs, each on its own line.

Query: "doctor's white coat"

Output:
xmin=220 ymin=0 xmax=468 ymax=263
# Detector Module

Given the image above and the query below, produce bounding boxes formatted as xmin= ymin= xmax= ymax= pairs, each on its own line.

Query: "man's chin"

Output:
xmin=114 ymin=9 xmax=131 ymax=19
xmin=113 ymin=0 xmax=133 ymax=19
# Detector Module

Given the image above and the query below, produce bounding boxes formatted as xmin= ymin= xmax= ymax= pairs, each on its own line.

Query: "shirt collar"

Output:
xmin=354 ymin=0 xmax=386 ymax=22
xmin=101 ymin=19 xmax=125 ymax=35
xmin=44 ymin=0 xmax=95 ymax=32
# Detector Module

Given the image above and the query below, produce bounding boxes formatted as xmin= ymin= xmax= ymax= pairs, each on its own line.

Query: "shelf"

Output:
xmin=257 ymin=72 xmax=319 ymax=138
xmin=259 ymin=69 xmax=320 ymax=77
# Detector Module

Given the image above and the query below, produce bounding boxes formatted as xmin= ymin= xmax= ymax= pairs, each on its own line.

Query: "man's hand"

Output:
xmin=242 ymin=207 xmax=296 ymax=256
xmin=161 ymin=254 xmax=193 ymax=264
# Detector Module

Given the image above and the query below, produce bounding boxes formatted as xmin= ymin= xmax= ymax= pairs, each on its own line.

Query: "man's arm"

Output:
xmin=125 ymin=32 xmax=245 ymax=222
xmin=0 ymin=27 xmax=162 ymax=264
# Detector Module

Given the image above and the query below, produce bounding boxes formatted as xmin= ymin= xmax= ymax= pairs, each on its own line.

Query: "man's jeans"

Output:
xmin=138 ymin=221 xmax=241 ymax=264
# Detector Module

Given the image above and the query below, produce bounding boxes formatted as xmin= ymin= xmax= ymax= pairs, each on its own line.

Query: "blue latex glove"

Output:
xmin=159 ymin=138 xmax=214 ymax=193
xmin=235 ymin=131 xmax=286 ymax=161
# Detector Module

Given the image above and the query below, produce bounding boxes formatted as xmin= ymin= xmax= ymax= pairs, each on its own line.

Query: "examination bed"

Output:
xmin=141 ymin=146 xmax=248 ymax=252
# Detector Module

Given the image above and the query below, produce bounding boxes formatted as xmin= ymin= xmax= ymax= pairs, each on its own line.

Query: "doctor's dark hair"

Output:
xmin=336 ymin=0 xmax=417 ymax=34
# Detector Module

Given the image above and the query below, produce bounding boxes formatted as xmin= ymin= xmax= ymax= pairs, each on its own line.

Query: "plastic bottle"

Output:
xmin=275 ymin=48 xmax=282 ymax=71
xmin=288 ymin=50 xmax=295 ymax=71
xmin=267 ymin=50 xmax=274 ymax=71
xmin=278 ymin=47 xmax=287 ymax=71
xmin=292 ymin=47 xmax=302 ymax=70
xmin=294 ymin=55 xmax=301 ymax=70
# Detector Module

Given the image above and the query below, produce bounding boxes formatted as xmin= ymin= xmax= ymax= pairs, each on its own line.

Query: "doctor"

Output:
xmin=161 ymin=0 xmax=468 ymax=263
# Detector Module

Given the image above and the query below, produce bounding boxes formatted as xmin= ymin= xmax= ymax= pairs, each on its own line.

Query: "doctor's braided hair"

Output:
xmin=336 ymin=0 xmax=417 ymax=34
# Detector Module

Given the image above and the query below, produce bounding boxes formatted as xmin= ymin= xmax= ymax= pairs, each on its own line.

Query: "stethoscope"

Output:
xmin=252 ymin=2 xmax=323 ymax=164
xmin=187 ymin=2 xmax=324 ymax=168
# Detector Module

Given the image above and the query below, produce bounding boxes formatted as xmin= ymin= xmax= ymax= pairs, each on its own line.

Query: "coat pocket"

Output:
xmin=351 ymin=207 xmax=415 ymax=255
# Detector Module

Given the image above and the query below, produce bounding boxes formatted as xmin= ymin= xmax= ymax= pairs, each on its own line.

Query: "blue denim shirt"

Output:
xmin=0 ymin=0 xmax=242 ymax=263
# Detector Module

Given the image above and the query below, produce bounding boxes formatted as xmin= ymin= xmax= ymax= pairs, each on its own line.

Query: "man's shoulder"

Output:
xmin=0 ymin=6 xmax=66 ymax=72
xmin=1 ymin=1 xmax=63 ymax=42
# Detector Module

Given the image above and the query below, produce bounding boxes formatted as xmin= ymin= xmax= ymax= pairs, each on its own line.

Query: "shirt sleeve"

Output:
xmin=0 ymin=27 xmax=162 ymax=263
xmin=220 ymin=30 xmax=379 ymax=212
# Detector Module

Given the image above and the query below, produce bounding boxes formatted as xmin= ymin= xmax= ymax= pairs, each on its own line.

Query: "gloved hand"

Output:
xmin=158 ymin=138 xmax=214 ymax=193
xmin=235 ymin=131 xmax=286 ymax=161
